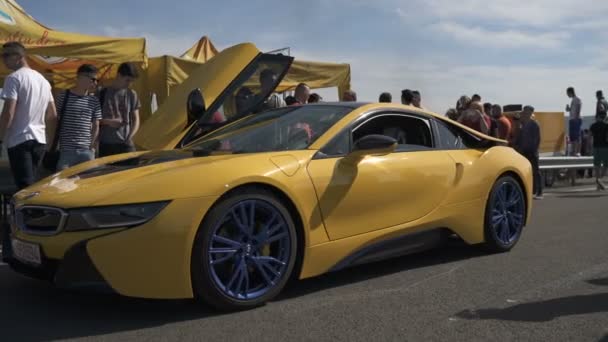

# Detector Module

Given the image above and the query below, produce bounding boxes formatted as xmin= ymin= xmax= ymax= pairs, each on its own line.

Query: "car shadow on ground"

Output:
xmin=454 ymin=276 xmax=608 ymax=323
xmin=0 ymin=239 xmax=484 ymax=341
xmin=0 ymin=267 xmax=221 ymax=341
xmin=278 ymin=238 xmax=485 ymax=301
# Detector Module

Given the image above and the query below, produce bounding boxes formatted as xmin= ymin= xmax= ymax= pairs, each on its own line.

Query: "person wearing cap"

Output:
xmin=0 ymin=41 xmax=56 ymax=190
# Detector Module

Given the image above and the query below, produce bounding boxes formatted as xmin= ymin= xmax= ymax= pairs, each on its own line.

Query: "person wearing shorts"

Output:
xmin=566 ymin=87 xmax=583 ymax=156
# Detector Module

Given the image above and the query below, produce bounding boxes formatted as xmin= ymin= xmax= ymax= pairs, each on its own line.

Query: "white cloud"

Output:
xmin=294 ymin=47 xmax=605 ymax=115
xmin=564 ymin=20 xmax=608 ymax=31
xmin=392 ymin=0 xmax=608 ymax=50
xmin=422 ymin=0 xmax=608 ymax=28
xmin=433 ymin=22 xmax=569 ymax=49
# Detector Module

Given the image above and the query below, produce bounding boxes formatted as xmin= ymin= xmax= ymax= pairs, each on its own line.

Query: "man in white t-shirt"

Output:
xmin=0 ymin=42 xmax=57 ymax=190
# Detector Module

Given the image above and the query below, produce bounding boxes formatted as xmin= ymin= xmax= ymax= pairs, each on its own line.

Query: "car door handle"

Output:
xmin=454 ymin=162 xmax=464 ymax=185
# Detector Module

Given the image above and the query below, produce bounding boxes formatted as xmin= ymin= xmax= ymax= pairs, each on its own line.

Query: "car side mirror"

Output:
xmin=348 ymin=134 xmax=397 ymax=159
xmin=186 ymin=88 xmax=206 ymax=127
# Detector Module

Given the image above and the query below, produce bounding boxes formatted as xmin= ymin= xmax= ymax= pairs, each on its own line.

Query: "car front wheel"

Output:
xmin=191 ymin=188 xmax=297 ymax=311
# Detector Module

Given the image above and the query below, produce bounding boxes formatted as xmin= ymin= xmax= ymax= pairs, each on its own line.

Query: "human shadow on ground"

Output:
xmin=455 ymin=293 xmax=608 ymax=322
xmin=587 ymin=277 xmax=608 ymax=287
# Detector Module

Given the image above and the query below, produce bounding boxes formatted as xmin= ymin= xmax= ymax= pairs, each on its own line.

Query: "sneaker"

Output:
xmin=597 ymin=179 xmax=606 ymax=191
xmin=533 ymin=194 xmax=544 ymax=200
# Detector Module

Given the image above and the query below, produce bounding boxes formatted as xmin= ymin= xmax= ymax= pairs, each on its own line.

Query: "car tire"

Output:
xmin=482 ymin=176 xmax=526 ymax=253
xmin=191 ymin=187 xmax=298 ymax=311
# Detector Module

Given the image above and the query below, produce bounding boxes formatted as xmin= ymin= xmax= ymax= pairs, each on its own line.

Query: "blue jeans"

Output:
xmin=57 ymin=149 xmax=94 ymax=171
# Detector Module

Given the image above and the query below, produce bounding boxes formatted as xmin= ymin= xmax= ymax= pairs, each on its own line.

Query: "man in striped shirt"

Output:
xmin=55 ymin=64 xmax=101 ymax=170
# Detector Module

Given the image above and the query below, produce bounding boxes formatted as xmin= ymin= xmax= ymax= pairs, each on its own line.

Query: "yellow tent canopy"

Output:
xmin=145 ymin=40 xmax=218 ymax=108
xmin=135 ymin=43 xmax=262 ymax=150
xmin=180 ymin=36 xmax=218 ymax=62
xmin=0 ymin=0 xmax=146 ymax=85
xmin=0 ymin=0 xmax=146 ymax=63
xmin=144 ymin=36 xmax=351 ymax=114
xmin=135 ymin=41 xmax=353 ymax=150
xmin=278 ymin=59 xmax=350 ymax=96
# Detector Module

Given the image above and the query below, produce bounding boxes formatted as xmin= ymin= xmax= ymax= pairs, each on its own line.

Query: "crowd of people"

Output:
xmin=372 ymin=89 xmax=544 ymax=198
xmin=0 ymin=41 xmax=141 ymax=191
xmin=1 ymin=39 xmax=606 ymax=198
xmin=565 ymin=87 xmax=608 ymax=190
xmin=371 ymin=88 xmax=608 ymax=194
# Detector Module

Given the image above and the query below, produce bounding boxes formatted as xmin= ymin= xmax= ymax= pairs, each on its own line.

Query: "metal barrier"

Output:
xmin=539 ymin=156 xmax=594 ymax=170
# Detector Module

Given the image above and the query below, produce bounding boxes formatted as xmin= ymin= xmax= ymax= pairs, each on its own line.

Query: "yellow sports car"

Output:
xmin=6 ymin=43 xmax=533 ymax=312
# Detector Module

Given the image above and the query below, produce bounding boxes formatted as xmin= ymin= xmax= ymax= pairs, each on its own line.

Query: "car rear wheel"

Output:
xmin=191 ymin=188 xmax=297 ymax=311
xmin=482 ymin=176 xmax=526 ymax=253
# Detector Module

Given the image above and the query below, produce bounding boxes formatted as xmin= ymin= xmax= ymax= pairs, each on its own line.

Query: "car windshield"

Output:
xmin=184 ymin=105 xmax=353 ymax=155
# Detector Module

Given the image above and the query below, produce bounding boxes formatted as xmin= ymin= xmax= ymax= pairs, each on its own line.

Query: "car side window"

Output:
xmin=320 ymin=130 xmax=350 ymax=157
xmin=434 ymin=119 xmax=464 ymax=149
xmin=352 ymin=113 xmax=434 ymax=151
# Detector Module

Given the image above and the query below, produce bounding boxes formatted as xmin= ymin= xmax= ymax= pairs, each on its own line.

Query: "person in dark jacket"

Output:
xmin=513 ymin=105 xmax=543 ymax=199
xmin=589 ymin=112 xmax=608 ymax=191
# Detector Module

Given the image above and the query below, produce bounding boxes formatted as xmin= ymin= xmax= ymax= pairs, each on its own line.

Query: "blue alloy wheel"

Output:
xmin=207 ymin=199 xmax=292 ymax=300
xmin=491 ymin=181 xmax=525 ymax=245
xmin=483 ymin=176 xmax=526 ymax=252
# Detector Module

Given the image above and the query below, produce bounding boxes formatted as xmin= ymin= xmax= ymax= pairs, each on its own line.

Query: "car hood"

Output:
xmin=15 ymin=149 xmax=316 ymax=208
xmin=14 ymin=150 xmax=246 ymax=208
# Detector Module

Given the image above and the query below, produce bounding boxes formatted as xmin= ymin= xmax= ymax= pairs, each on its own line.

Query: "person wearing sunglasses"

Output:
xmin=52 ymin=64 xmax=102 ymax=170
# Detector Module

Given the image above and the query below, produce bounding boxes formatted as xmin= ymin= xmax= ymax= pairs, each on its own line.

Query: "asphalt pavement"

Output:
xmin=1 ymin=185 xmax=607 ymax=341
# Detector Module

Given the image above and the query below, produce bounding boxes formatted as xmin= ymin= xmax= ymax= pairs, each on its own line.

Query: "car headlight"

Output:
xmin=64 ymin=201 xmax=170 ymax=232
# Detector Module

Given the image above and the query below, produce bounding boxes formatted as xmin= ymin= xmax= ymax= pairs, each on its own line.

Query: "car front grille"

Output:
xmin=16 ymin=206 xmax=67 ymax=236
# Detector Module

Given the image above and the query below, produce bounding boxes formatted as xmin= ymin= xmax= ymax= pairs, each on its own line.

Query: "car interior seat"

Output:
xmin=382 ymin=127 xmax=407 ymax=145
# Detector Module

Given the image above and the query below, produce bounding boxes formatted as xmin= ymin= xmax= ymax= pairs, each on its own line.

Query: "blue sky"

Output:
xmin=17 ymin=0 xmax=608 ymax=114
